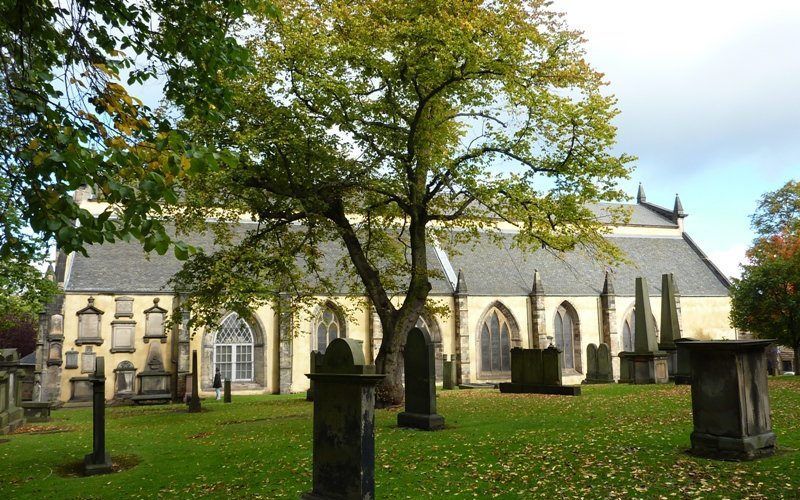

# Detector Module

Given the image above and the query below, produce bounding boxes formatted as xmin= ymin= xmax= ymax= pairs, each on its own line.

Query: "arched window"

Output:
xmin=554 ymin=304 xmax=577 ymax=370
xmin=622 ymin=317 xmax=634 ymax=352
xmin=622 ymin=307 xmax=659 ymax=352
xmin=314 ymin=305 xmax=343 ymax=353
xmin=479 ymin=307 xmax=512 ymax=376
xmin=214 ymin=313 xmax=254 ymax=382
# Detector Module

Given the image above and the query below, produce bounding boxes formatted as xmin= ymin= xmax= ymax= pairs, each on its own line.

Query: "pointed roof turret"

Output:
xmin=455 ymin=268 xmax=467 ymax=294
xmin=45 ymin=263 xmax=55 ymax=281
xmin=637 ymin=183 xmax=646 ymax=203
xmin=530 ymin=269 xmax=543 ymax=296
xmin=601 ymin=270 xmax=615 ymax=295
xmin=673 ymin=193 xmax=686 ymax=218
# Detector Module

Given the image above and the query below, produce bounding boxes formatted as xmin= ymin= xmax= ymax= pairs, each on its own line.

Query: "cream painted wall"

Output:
xmin=55 ymin=290 xmax=735 ymax=401
xmin=60 ymin=293 xmax=175 ymax=401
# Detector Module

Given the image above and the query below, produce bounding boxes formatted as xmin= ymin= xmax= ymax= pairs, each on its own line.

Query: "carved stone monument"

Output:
xmin=84 ymin=356 xmax=112 ymax=475
xmin=685 ymin=340 xmax=776 ymax=460
xmin=584 ymin=343 xmax=614 ymax=384
xmin=618 ymin=277 xmax=669 ymax=384
xmin=442 ymin=355 xmax=456 ymax=390
xmin=303 ymin=338 xmax=384 ymax=500
xmin=397 ymin=328 xmax=445 ymax=431
xmin=132 ymin=342 xmax=171 ymax=404
xmin=500 ymin=346 xmax=581 ymax=395
xmin=187 ymin=350 xmax=202 ymax=413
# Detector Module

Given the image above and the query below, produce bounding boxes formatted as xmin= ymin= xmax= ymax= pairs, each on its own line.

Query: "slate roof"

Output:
xmin=64 ymin=202 xmax=728 ymax=298
xmin=587 ymin=203 xmax=678 ymax=228
xmin=446 ymin=233 xmax=730 ymax=297
xmin=65 ymin=223 xmax=453 ymax=295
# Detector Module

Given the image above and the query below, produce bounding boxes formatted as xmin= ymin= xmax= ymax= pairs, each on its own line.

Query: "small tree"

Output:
xmin=0 ymin=314 xmax=37 ymax=357
xmin=731 ymin=181 xmax=800 ymax=374
xmin=172 ymin=0 xmax=632 ymax=404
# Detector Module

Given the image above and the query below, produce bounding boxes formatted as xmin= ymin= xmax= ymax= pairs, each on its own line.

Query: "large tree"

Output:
xmin=731 ymin=180 xmax=800 ymax=374
xmin=171 ymin=0 xmax=632 ymax=404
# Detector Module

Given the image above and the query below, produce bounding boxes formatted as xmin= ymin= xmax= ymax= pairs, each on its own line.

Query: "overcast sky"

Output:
xmin=555 ymin=0 xmax=800 ymax=279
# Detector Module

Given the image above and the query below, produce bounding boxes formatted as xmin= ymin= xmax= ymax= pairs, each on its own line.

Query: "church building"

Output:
xmin=36 ymin=185 xmax=735 ymax=404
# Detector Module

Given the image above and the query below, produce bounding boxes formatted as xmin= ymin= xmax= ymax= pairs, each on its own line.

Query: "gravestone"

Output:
xmin=596 ymin=343 xmax=614 ymax=383
xmin=583 ymin=344 xmax=598 ymax=383
xmin=499 ymin=346 xmax=580 ymax=395
xmin=306 ymin=350 xmax=324 ymax=401
xmin=584 ymin=343 xmax=614 ymax=384
xmin=442 ymin=355 xmax=456 ymax=390
xmin=303 ymin=338 xmax=384 ymax=500
xmin=685 ymin=340 xmax=776 ymax=460
xmin=618 ymin=277 xmax=669 ymax=384
xmin=223 ymin=380 xmax=232 ymax=403
xmin=187 ymin=350 xmax=201 ymax=413
xmin=397 ymin=327 xmax=445 ymax=431
xmin=0 ymin=349 xmax=25 ymax=434
xmin=84 ymin=356 xmax=112 ymax=475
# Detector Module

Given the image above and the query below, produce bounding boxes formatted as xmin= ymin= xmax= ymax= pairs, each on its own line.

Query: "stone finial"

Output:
xmin=637 ymin=183 xmax=646 ymax=203
xmin=601 ymin=270 xmax=615 ymax=295
xmin=530 ymin=269 xmax=543 ymax=296
xmin=455 ymin=268 xmax=467 ymax=294
xmin=634 ymin=277 xmax=659 ymax=353
xmin=674 ymin=193 xmax=686 ymax=218
xmin=88 ymin=296 xmax=95 ymax=306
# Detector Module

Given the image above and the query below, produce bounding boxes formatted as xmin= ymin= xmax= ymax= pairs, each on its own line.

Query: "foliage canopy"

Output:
xmin=170 ymin=0 xmax=632 ymax=401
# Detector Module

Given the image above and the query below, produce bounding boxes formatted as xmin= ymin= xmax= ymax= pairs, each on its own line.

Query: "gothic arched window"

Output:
xmin=214 ymin=313 xmax=254 ymax=381
xmin=479 ymin=307 xmax=512 ymax=376
xmin=555 ymin=304 xmax=578 ymax=370
xmin=314 ymin=305 xmax=343 ymax=353
xmin=622 ymin=318 xmax=634 ymax=352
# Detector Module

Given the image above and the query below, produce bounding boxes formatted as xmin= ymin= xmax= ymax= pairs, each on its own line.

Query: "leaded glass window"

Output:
xmin=479 ymin=308 xmax=511 ymax=376
xmin=213 ymin=313 xmax=254 ymax=382
xmin=555 ymin=305 xmax=576 ymax=369
xmin=315 ymin=307 xmax=342 ymax=353
xmin=622 ymin=318 xmax=634 ymax=352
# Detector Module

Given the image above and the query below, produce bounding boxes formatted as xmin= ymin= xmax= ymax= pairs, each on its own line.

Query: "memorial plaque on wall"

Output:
xmin=81 ymin=349 xmax=97 ymax=373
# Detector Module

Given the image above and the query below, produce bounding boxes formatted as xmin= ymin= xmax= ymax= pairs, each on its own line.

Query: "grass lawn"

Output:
xmin=2 ymin=378 xmax=799 ymax=499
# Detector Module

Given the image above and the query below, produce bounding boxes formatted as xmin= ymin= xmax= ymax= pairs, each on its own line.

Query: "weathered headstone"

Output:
xmin=398 ymin=328 xmax=445 ymax=430
xmin=84 ymin=356 xmax=112 ymax=475
xmin=584 ymin=343 xmax=614 ymax=384
xmin=596 ymin=343 xmax=613 ymax=383
xmin=187 ymin=351 xmax=201 ymax=413
xmin=223 ymin=379 xmax=231 ymax=403
xmin=686 ymin=340 xmax=776 ymax=460
xmin=0 ymin=349 xmax=25 ymax=434
xmin=303 ymin=338 xmax=384 ymax=500
xmin=500 ymin=346 xmax=580 ymax=395
xmin=618 ymin=277 xmax=669 ymax=384
xmin=306 ymin=350 xmax=324 ymax=401
xmin=583 ymin=344 xmax=598 ymax=383
xmin=442 ymin=355 xmax=456 ymax=390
